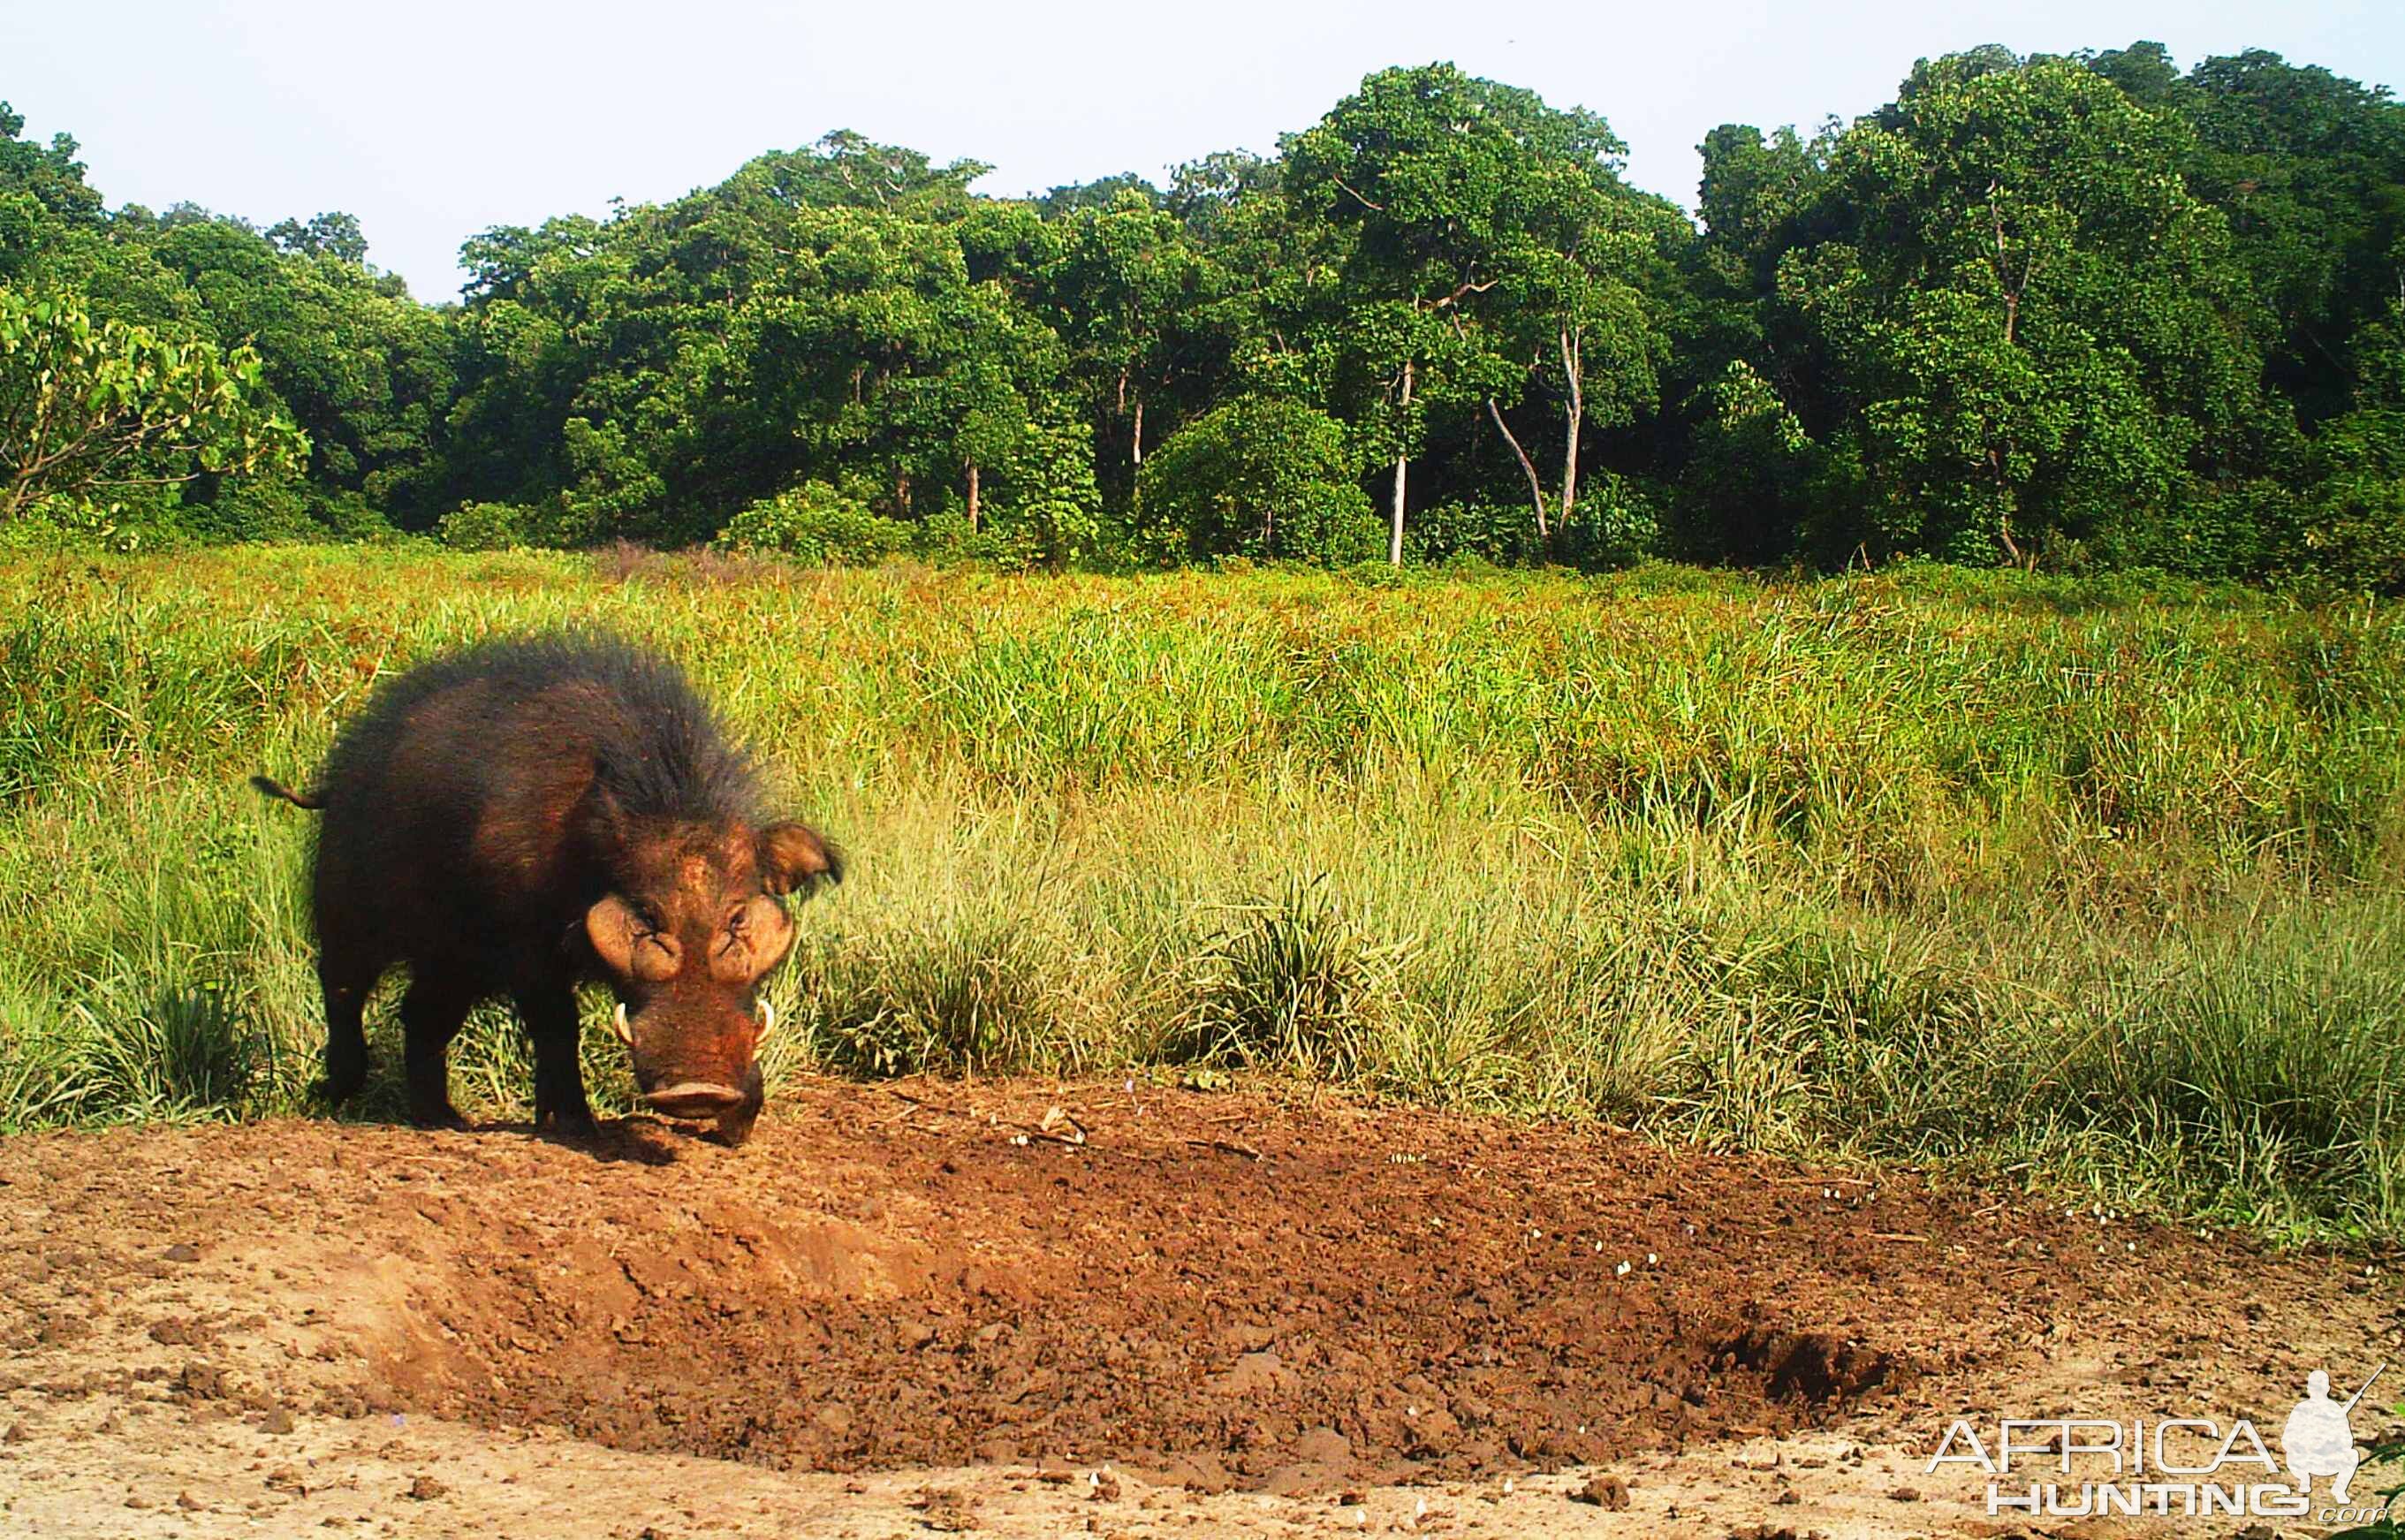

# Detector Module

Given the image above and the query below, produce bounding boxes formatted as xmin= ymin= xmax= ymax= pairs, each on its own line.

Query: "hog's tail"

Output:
xmin=248 ymin=775 xmax=325 ymax=811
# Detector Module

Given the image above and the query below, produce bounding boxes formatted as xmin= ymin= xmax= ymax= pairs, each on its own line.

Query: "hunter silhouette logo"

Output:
xmin=2283 ymin=1365 xmax=2383 ymax=1504
xmin=1926 ymin=1362 xmax=2389 ymax=1521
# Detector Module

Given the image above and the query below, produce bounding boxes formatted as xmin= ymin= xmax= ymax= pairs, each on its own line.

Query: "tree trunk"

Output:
xmin=1558 ymin=325 xmax=1584 ymax=530
xmin=1989 ymin=449 xmax=2025 ymax=568
xmin=1132 ymin=398 xmax=1144 ymax=467
xmin=1487 ymin=397 xmax=1549 ymax=547
xmin=895 ymin=467 xmax=911 ymax=518
xmin=966 ymin=462 xmax=981 ymax=532
xmin=1389 ymin=358 xmax=1414 ymax=566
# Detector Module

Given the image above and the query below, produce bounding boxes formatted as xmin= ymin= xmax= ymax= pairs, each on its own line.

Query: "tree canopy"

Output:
xmin=3 ymin=43 xmax=2401 ymax=585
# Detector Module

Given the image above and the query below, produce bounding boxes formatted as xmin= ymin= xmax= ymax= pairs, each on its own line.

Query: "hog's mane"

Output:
xmin=327 ymin=633 xmax=766 ymax=829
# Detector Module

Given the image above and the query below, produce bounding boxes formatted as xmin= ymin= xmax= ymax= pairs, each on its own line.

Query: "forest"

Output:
xmin=4 ymin=41 xmax=2403 ymax=583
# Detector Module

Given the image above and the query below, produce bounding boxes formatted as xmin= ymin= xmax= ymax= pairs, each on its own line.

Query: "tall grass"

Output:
xmin=3 ymin=548 xmax=2401 ymax=1243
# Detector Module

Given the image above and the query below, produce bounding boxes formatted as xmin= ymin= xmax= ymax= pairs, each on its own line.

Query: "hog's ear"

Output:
xmin=585 ymin=894 xmax=682 ymax=983
xmin=758 ymin=821 xmax=841 ymax=896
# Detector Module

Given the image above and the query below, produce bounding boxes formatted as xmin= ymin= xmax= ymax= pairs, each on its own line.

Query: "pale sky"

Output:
xmin=5 ymin=0 xmax=2398 ymax=302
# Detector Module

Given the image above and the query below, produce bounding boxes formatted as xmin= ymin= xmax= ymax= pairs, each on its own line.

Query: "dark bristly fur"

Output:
xmin=255 ymin=633 xmax=839 ymax=1142
xmin=315 ymin=634 xmax=766 ymax=826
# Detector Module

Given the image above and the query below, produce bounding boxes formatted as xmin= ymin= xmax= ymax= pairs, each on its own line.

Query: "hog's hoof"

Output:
xmin=539 ymin=1110 xmax=601 ymax=1143
xmin=407 ymin=1101 xmax=469 ymax=1132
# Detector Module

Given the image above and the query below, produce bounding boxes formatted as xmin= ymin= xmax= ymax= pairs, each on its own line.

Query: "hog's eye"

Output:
xmin=715 ymin=907 xmax=749 ymax=955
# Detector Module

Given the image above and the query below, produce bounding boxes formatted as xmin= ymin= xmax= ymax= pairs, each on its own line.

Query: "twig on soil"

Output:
xmin=1187 ymin=1138 xmax=1265 ymax=1162
xmin=881 ymin=1088 xmax=1100 ymax=1153
xmin=1036 ymin=1105 xmax=1089 ymax=1146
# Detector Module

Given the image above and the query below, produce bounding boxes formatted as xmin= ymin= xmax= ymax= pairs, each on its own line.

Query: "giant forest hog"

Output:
xmin=253 ymin=635 xmax=840 ymax=1145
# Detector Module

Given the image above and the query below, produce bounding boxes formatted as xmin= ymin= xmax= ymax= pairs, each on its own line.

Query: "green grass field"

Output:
xmin=4 ymin=547 xmax=2401 ymax=1244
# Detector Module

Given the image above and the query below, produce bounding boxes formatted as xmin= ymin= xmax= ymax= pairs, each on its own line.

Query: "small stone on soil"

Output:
xmin=914 ymin=1485 xmax=980 ymax=1532
xmin=1571 ymin=1475 xmax=1631 ymax=1510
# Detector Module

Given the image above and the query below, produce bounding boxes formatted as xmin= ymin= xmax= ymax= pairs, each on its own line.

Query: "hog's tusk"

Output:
xmin=611 ymin=1002 xmax=632 ymax=1045
xmin=759 ymin=998 xmax=778 ymax=1035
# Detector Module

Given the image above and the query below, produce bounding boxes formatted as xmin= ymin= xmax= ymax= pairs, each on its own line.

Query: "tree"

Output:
xmin=1037 ymin=174 xmax=1162 ymax=219
xmin=1136 ymin=395 xmax=1373 ymax=563
xmin=1286 ymin=64 xmax=1667 ymax=559
xmin=1488 ymin=192 xmax=1680 ymax=546
xmin=1038 ymin=191 xmax=1215 ymax=474
xmin=9 ymin=51 xmax=2390 ymax=579
xmin=2283 ymin=295 xmax=2405 ymax=589
xmin=726 ymin=205 xmax=1061 ymax=528
xmin=0 ymin=102 xmax=103 ymax=228
xmin=717 ymin=131 xmax=991 ymax=221
xmin=0 ymin=286 xmax=304 ymax=523
xmin=1165 ymin=149 xmax=1336 ymax=407
xmin=2093 ymin=47 xmax=2405 ymax=429
xmin=148 ymin=215 xmax=456 ymax=524
xmin=1286 ymin=65 xmax=1540 ymax=560
xmin=1696 ymin=124 xmax=1833 ymax=292
xmin=1780 ymin=53 xmax=2270 ymax=564
xmin=266 ymin=211 xmax=370 ymax=266
xmin=1669 ymin=360 xmax=1817 ymax=562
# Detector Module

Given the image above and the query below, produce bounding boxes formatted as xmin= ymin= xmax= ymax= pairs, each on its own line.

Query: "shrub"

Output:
xmin=2288 ymin=406 xmax=2405 ymax=596
xmin=714 ymin=482 xmax=910 ymax=565
xmin=2089 ymin=477 xmax=2296 ymax=581
xmin=1670 ymin=360 xmax=1817 ymax=565
xmin=1554 ymin=471 xmax=1664 ymax=570
xmin=992 ymin=418 xmax=1104 ymax=571
xmin=1137 ymin=397 xmax=1378 ymax=565
xmin=309 ymin=492 xmax=402 ymax=543
xmin=436 ymin=500 xmax=537 ymax=551
xmin=1410 ymin=501 xmax=1543 ymax=565
xmin=911 ymin=509 xmax=1014 ymax=567
xmin=185 ymin=474 xmax=319 ymax=542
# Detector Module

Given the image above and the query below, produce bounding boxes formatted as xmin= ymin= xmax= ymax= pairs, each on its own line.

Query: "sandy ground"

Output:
xmin=2 ymin=1078 xmax=2397 ymax=1537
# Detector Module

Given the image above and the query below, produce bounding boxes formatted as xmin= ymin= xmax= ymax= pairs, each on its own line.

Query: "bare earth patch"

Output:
xmin=1 ymin=1079 xmax=2396 ymax=1536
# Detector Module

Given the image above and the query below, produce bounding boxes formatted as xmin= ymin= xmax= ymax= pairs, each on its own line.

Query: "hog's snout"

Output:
xmin=640 ymin=1081 xmax=748 ymax=1119
xmin=611 ymin=999 xmax=773 ymax=1129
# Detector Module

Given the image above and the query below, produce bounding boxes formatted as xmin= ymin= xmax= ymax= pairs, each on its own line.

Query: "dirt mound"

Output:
xmin=0 ymin=1079 xmax=2383 ymax=1501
